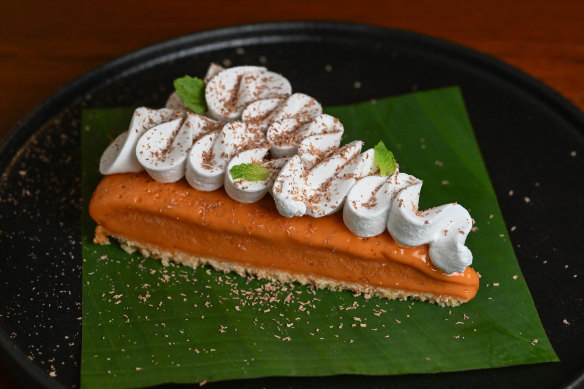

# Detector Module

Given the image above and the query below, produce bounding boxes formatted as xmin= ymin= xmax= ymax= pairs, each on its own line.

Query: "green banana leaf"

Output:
xmin=81 ymin=87 xmax=558 ymax=389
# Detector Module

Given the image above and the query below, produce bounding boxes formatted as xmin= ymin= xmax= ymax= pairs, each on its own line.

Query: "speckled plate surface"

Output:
xmin=0 ymin=22 xmax=583 ymax=389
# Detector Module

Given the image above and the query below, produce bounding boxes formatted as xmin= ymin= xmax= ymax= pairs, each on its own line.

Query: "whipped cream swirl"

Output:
xmin=100 ymin=108 xmax=183 ymax=175
xmin=224 ymin=147 xmax=289 ymax=203
xmin=205 ymin=65 xmax=292 ymax=121
xmin=272 ymin=141 xmax=376 ymax=218
xmin=343 ymin=171 xmax=472 ymax=274
xmin=98 ymin=64 xmax=474 ymax=274
xmin=186 ymin=120 xmax=264 ymax=191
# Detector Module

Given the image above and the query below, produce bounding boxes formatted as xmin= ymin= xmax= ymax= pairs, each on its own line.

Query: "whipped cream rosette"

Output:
xmin=186 ymin=120 xmax=265 ymax=191
xmin=135 ymin=118 xmax=188 ymax=183
xmin=224 ymin=147 xmax=289 ymax=203
xmin=343 ymin=171 xmax=418 ymax=237
xmin=295 ymin=126 xmax=344 ymax=169
xmin=386 ymin=181 xmax=473 ymax=274
xmin=267 ymin=112 xmax=343 ymax=159
xmin=205 ymin=65 xmax=292 ymax=121
xmin=343 ymin=169 xmax=473 ymax=274
xmin=272 ymin=140 xmax=377 ymax=218
xmin=99 ymin=107 xmax=183 ymax=175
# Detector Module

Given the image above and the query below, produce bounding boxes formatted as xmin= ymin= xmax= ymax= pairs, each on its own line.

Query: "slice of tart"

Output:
xmin=90 ymin=64 xmax=479 ymax=306
xmin=90 ymin=172 xmax=479 ymax=306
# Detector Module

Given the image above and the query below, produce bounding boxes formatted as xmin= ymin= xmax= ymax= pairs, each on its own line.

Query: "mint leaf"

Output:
xmin=230 ymin=163 xmax=270 ymax=181
xmin=373 ymin=140 xmax=397 ymax=176
xmin=173 ymin=76 xmax=207 ymax=114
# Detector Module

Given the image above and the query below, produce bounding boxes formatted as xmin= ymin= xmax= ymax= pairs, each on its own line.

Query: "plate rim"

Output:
xmin=0 ymin=20 xmax=583 ymax=389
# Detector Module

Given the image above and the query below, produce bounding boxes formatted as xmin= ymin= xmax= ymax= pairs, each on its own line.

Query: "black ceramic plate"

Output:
xmin=0 ymin=22 xmax=583 ymax=389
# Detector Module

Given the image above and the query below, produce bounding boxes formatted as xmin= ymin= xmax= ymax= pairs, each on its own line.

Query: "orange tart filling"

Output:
xmin=90 ymin=173 xmax=479 ymax=306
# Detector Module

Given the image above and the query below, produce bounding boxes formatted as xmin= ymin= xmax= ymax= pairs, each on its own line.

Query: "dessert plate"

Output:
xmin=0 ymin=22 xmax=582 ymax=389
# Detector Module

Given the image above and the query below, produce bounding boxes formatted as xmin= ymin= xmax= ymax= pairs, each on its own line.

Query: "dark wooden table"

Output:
xmin=1 ymin=1 xmax=583 ymax=387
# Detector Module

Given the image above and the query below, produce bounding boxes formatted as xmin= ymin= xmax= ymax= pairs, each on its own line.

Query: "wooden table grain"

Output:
xmin=1 ymin=0 xmax=583 ymax=387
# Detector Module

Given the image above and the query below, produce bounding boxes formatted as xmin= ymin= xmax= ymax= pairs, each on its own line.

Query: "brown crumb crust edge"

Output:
xmin=94 ymin=225 xmax=469 ymax=307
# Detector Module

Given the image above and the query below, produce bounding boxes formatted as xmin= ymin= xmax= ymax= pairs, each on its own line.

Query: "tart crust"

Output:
xmin=89 ymin=173 xmax=479 ymax=306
